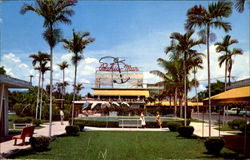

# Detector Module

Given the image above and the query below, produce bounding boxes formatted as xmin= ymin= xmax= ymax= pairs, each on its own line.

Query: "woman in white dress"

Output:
xmin=140 ymin=112 xmax=146 ymax=128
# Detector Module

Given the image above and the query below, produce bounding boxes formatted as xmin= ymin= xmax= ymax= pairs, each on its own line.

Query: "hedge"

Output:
xmin=204 ymin=138 xmax=224 ymax=155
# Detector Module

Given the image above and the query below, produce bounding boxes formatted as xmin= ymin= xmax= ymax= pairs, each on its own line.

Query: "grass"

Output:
xmin=189 ymin=118 xmax=205 ymax=123
xmin=10 ymin=131 xmax=243 ymax=160
xmin=214 ymin=124 xmax=239 ymax=131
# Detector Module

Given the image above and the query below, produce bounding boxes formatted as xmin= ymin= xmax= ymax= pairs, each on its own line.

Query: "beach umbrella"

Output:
xmin=91 ymin=102 xmax=99 ymax=110
xmin=121 ymin=102 xmax=130 ymax=107
xmin=101 ymin=101 xmax=111 ymax=109
xmin=112 ymin=102 xmax=120 ymax=107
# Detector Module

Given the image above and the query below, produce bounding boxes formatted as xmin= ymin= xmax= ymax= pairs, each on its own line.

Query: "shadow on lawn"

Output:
xmin=197 ymin=152 xmax=248 ymax=160
xmin=5 ymin=148 xmax=51 ymax=159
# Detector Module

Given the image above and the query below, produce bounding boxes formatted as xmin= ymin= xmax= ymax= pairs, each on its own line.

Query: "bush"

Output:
xmin=227 ymin=118 xmax=246 ymax=129
xmin=65 ymin=125 xmax=80 ymax=136
xmin=32 ymin=119 xmax=42 ymax=127
xmin=29 ymin=136 xmax=51 ymax=151
xmin=239 ymin=123 xmax=250 ymax=135
xmin=14 ymin=117 xmax=33 ymax=123
xmin=75 ymin=122 xmax=85 ymax=131
xmin=204 ymin=138 xmax=224 ymax=155
xmin=178 ymin=126 xmax=194 ymax=138
xmin=167 ymin=121 xmax=183 ymax=131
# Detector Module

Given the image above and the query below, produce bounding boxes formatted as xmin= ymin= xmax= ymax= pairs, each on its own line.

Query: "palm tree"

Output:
xmin=39 ymin=62 xmax=50 ymax=120
xmin=58 ymin=61 xmax=69 ymax=109
xmin=185 ymin=1 xmax=232 ymax=137
xmin=74 ymin=83 xmax=84 ymax=95
xmin=165 ymin=29 xmax=204 ymax=125
xmin=150 ymin=55 xmax=183 ymax=117
xmin=62 ymin=29 xmax=94 ymax=125
xmin=21 ymin=0 xmax=77 ymax=137
xmin=218 ymin=48 xmax=243 ymax=84
xmin=29 ymin=51 xmax=50 ymax=119
xmin=215 ymin=35 xmax=239 ymax=91
xmin=234 ymin=0 xmax=247 ymax=13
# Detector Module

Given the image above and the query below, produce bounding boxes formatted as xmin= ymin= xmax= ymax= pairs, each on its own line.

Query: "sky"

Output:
xmin=0 ymin=0 xmax=249 ymax=98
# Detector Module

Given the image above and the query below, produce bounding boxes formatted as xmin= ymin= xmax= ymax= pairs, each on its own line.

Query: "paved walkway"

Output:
xmin=0 ymin=121 xmax=69 ymax=157
xmin=190 ymin=122 xmax=239 ymax=137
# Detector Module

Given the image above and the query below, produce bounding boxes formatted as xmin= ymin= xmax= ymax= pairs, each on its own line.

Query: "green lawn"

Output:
xmin=11 ymin=131 xmax=241 ymax=160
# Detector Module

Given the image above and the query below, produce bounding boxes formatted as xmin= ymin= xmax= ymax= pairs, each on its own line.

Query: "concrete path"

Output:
xmin=190 ymin=122 xmax=239 ymax=137
xmin=0 ymin=121 xmax=69 ymax=157
xmin=84 ymin=126 xmax=169 ymax=131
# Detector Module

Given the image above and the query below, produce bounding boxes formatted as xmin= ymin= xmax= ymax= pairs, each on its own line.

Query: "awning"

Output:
xmin=203 ymin=86 xmax=250 ymax=105
xmin=93 ymin=89 xmax=149 ymax=97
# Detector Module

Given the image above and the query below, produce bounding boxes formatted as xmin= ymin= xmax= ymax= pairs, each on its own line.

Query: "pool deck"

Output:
xmin=0 ymin=121 xmax=237 ymax=158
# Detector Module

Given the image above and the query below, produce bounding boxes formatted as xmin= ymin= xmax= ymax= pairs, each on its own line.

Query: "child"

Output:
xmin=140 ymin=112 xmax=146 ymax=128
xmin=155 ymin=112 xmax=162 ymax=128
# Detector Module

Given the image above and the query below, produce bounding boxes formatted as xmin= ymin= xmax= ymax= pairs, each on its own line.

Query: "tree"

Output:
xmin=58 ymin=61 xmax=69 ymax=109
xmin=219 ymin=48 xmax=243 ymax=85
xmin=185 ymin=1 xmax=232 ymax=137
xmin=29 ymin=51 xmax=50 ymax=119
xmin=234 ymin=0 xmax=247 ymax=13
xmin=215 ymin=35 xmax=239 ymax=91
xmin=0 ymin=66 xmax=6 ymax=75
xmin=74 ymin=83 xmax=84 ymax=95
xmin=62 ymin=29 xmax=94 ymax=125
xmin=38 ymin=62 xmax=50 ymax=120
xmin=21 ymin=0 xmax=77 ymax=137
xmin=165 ymin=29 xmax=204 ymax=125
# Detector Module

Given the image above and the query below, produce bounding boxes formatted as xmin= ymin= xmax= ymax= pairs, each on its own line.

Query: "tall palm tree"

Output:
xmin=62 ymin=29 xmax=94 ymax=125
xmin=29 ymin=51 xmax=50 ymax=119
xmin=185 ymin=1 xmax=232 ymax=137
xmin=39 ymin=62 xmax=50 ymax=120
xmin=165 ymin=29 xmax=204 ymax=125
xmin=21 ymin=0 xmax=77 ymax=137
xmin=218 ymin=48 xmax=243 ymax=84
xmin=58 ymin=61 xmax=69 ymax=109
xmin=215 ymin=35 xmax=239 ymax=91
xmin=234 ymin=0 xmax=247 ymax=13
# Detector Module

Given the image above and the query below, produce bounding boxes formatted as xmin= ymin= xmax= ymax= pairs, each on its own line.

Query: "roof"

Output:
xmin=203 ymin=86 xmax=250 ymax=105
xmin=0 ymin=75 xmax=32 ymax=88
xmin=93 ymin=89 xmax=150 ymax=97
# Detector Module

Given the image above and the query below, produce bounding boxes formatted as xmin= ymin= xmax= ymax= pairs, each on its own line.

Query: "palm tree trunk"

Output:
xmin=61 ymin=69 xmax=65 ymax=109
xmin=36 ymin=71 xmax=41 ymax=119
xmin=194 ymin=69 xmax=199 ymax=118
xmin=71 ymin=60 xmax=77 ymax=125
xmin=39 ymin=74 xmax=44 ymax=120
xmin=207 ymin=24 xmax=212 ymax=137
xmin=184 ymin=53 xmax=187 ymax=126
xmin=174 ymin=88 xmax=177 ymax=117
xmin=228 ymin=67 xmax=231 ymax=85
xmin=224 ymin=58 xmax=227 ymax=91
xmin=49 ymin=24 xmax=53 ymax=137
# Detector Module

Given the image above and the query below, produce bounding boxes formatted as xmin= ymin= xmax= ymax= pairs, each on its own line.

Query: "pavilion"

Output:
xmin=0 ymin=74 xmax=32 ymax=137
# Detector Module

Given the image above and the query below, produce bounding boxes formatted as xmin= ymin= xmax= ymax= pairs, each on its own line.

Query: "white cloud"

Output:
xmin=84 ymin=57 xmax=98 ymax=64
xmin=19 ymin=63 xmax=28 ymax=68
xmin=3 ymin=53 xmax=21 ymax=63
xmin=0 ymin=18 xmax=2 ymax=23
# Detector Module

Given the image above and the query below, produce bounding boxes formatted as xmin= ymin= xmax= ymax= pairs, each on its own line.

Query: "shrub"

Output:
xmin=239 ymin=123 xmax=250 ymax=136
xmin=14 ymin=117 xmax=33 ymax=123
xmin=32 ymin=119 xmax=42 ymax=127
xmin=227 ymin=118 xmax=246 ymax=129
xmin=204 ymin=138 xmax=224 ymax=155
xmin=178 ymin=126 xmax=194 ymax=138
xmin=167 ymin=121 xmax=183 ymax=131
xmin=75 ymin=122 xmax=85 ymax=131
xmin=29 ymin=136 xmax=50 ymax=151
xmin=65 ymin=125 xmax=80 ymax=136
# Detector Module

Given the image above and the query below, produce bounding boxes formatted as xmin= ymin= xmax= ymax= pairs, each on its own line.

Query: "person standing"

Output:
xmin=156 ymin=112 xmax=162 ymax=128
xmin=60 ymin=109 xmax=64 ymax=125
xmin=140 ymin=112 xmax=146 ymax=128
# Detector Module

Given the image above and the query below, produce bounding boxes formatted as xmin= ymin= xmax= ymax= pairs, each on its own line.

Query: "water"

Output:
xmin=77 ymin=116 xmax=181 ymax=122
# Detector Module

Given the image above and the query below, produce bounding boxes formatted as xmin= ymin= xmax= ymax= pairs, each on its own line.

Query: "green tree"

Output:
xmin=218 ymin=48 xmax=243 ymax=85
xmin=62 ymin=29 xmax=94 ymax=125
xmin=165 ymin=29 xmax=204 ymax=125
xmin=21 ymin=0 xmax=77 ymax=136
xmin=29 ymin=51 xmax=50 ymax=119
xmin=74 ymin=83 xmax=84 ymax=95
xmin=58 ymin=61 xmax=69 ymax=109
xmin=215 ymin=35 xmax=239 ymax=90
xmin=0 ymin=66 xmax=6 ymax=75
xmin=185 ymin=1 xmax=232 ymax=137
